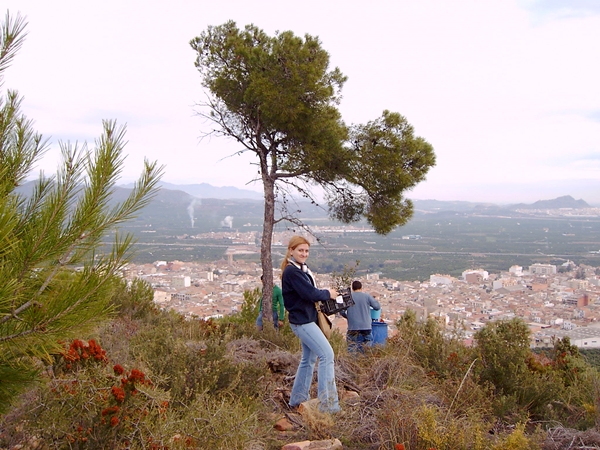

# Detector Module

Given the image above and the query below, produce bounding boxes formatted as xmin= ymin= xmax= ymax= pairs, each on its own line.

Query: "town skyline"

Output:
xmin=126 ymin=254 xmax=600 ymax=350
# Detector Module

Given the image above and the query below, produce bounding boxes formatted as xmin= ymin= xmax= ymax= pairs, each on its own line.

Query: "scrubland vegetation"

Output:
xmin=2 ymin=278 xmax=600 ymax=449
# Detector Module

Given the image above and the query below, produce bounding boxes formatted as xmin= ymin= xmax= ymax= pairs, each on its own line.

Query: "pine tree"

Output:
xmin=0 ymin=11 xmax=163 ymax=413
xmin=190 ymin=22 xmax=435 ymax=324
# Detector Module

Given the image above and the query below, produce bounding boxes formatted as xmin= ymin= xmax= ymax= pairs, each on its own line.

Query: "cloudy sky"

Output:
xmin=4 ymin=0 xmax=600 ymax=204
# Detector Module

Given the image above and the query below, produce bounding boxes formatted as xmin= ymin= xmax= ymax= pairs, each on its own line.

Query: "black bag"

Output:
xmin=319 ymin=287 xmax=354 ymax=315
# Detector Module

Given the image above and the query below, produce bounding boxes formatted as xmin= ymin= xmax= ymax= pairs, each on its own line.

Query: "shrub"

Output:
xmin=0 ymin=340 xmax=171 ymax=449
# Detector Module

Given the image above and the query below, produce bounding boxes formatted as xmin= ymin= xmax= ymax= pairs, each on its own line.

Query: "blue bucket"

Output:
xmin=370 ymin=307 xmax=381 ymax=321
xmin=372 ymin=321 xmax=388 ymax=345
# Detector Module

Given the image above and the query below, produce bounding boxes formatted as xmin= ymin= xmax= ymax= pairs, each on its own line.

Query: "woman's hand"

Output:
xmin=328 ymin=288 xmax=339 ymax=299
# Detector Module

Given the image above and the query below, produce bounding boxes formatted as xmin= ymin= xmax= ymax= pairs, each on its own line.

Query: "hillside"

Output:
xmin=2 ymin=284 xmax=600 ymax=449
xmin=120 ymin=181 xmax=264 ymax=200
xmin=510 ymin=195 xmax=590 ymax=210
xmin=20 ymin=180 xmax=594 ymax=218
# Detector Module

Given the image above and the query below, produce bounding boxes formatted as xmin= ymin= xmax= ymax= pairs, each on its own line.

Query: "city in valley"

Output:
xmin=121 ymin=229 xmax=600 ymax=350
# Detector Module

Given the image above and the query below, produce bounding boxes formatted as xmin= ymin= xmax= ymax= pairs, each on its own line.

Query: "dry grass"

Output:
xmin=543 ymin=427 xmax=600 ymax=450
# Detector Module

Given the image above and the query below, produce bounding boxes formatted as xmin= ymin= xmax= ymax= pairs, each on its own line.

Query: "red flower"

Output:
xmin=110 ymin=416 xmax=119 ymax=427
xmin=128 ymin=369 xmax=146 ymax=384
xmin=113 ymin=364 xmax=124 ymax=375
xmin=60 ymin=339 xmax=107 ymax=367
xmin=395 ymin=444 xmax=405 ymax=450
xmin=87 ymin=339 xmax=107 ymax=361
xmin=111 ymin=386 xmax=126 ymax=403
xmin=101 ymin=406 xmax=119 ymax=416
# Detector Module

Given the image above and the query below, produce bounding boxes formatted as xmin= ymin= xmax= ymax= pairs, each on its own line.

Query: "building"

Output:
xmin=153 ymin=290 xmax=170 ymax=304
xmin=529 ymin=264 xmax=557 ymax=275
xmin=568 ymin=279 xmax=589 ymax=290
xmin=492 ymin=280 xmax=504 ymax=290
xmin=172 ymin=276 xmax=191 ymax=288
xmin=509 ymin=265 xmax=523 ymax=277
xmin=463 ymin=269 xmax=489 ymax=283
xmin=430 ymin=274 xmax=454 ymax=286
xmin=198 ymin=271 xmax=214 ymax=282
xmin=538 ymin=327 xmax=600 ymax=349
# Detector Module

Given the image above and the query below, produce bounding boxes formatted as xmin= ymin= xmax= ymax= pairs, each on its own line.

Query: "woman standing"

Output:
xmin=281 ymin=236 xmax=340 ymax=413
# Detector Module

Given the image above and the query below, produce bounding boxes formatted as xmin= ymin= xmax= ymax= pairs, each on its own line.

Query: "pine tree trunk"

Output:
xmin=260 ymin=173 xmax=275 ymax=328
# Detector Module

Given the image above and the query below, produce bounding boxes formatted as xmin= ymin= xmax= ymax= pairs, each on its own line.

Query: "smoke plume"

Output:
xmin=187 ymin=199 xmax=200 ymax=227
xmin=221 ymin=215 xmax=233 ymax=228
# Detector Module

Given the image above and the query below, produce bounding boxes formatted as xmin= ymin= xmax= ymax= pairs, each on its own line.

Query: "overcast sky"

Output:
xmin=4 ymin=0 xmax=600 ymax=204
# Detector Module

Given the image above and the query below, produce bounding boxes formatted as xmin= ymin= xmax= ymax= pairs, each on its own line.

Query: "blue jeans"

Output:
xmin=347 ymin=330 xmax=373 ymax=353
xmin=256 ymin=310 xmax=279 ymax=329
xmin=289 ymin=322 xmax=340 ymax=413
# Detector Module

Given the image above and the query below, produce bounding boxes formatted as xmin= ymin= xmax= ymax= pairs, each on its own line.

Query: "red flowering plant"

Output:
xmin=99 ymin=366 xmax=158 ymax=431
xmin=55 ymin=339 xmax=108 ymax=373
xmin=30 ymin=339 xmax=173 ymax=447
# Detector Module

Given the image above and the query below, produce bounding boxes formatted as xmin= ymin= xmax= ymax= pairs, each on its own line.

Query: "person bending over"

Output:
xmin=341 ymin=280 xmax=381 ymax=353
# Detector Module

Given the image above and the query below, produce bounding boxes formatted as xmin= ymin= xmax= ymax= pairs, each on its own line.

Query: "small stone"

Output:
xmin=281 ymin=440 xmax=311 ymax=450
xmin=274 ymin=417 xmax=294 ymax=431
xmin=308 ymin=439 xmax=343 ymax=449
xmin=341 ymin=390 xmax=359 ymax=405
xmin=298 ymin=398 xmax=320 ymax=414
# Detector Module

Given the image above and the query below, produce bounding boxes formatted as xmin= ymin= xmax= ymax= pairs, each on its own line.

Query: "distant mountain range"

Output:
xmin=119 ymin=181 xmax=264 ymax=200
xmin=120 ymin=183 xmax=592 ymax=210
xmin=18 ymin=180 xmax=593 ymax=219
xmin=510 ymin=195 xmax=590 ymax=209
xmin=412 ymin=195 xmax=591 ymax=213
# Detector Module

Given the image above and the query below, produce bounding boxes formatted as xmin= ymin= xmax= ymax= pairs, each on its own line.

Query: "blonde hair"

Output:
xmin=280 ymin=236 xmax=311 ymax=272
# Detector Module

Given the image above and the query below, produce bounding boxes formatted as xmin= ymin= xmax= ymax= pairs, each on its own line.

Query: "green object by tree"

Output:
xmin=0 ymin=12 xmax=163 ymax=413
xmin=190 ymin=21 xmax=435 ymax=326
xmin=258 ymin=284 xmax=285 ymax=321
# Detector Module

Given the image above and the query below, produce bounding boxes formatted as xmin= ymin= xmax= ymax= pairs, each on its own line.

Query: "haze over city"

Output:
xmin=4 ymin=0 xmax=600 ymax=205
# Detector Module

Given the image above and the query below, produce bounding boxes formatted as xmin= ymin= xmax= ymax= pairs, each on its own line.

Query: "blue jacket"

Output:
xmin=282 ymin=263 xmax=331 ymax=325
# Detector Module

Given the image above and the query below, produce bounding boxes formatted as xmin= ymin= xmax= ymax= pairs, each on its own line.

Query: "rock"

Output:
xmin=298 ymin=398 xmax=320 ymax=415
xmin=281 ymin=438 xmax=343 ymax=450
xmin=281 ymin=440 xmax=311 ymax=450
xmin=274 ymin=417 xmax=294 ymax=431
xmin=309 ymin=439 xmax=343 ymax=449
xmin=341 ymin=390 xmax=359 ymax=405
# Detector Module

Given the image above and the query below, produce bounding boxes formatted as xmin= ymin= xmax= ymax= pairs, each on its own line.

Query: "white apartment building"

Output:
xmin=198 ymin=271 xmax=214 ymax=282
xmin=529 ymin=264 xmax=557 ymax=275
xmin=509 ymin=265 xmax=523 ymax=276
xmin=540 ymin=327 xmax=600 ymax=349
xmin=430 ymin=274 xmax=454 ymax=286
xmin=172 ymin=276 xmax=191 ymax=288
